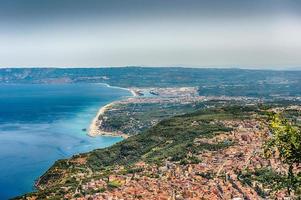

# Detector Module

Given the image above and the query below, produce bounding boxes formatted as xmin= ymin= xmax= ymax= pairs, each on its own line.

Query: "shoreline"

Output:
xmin=88 ymin=102 xmax=129 ymax=139
xmin=97 ymin=83 xmax=138 ymax=97
xmin=88 ymin=83 xmax=135 ymax=139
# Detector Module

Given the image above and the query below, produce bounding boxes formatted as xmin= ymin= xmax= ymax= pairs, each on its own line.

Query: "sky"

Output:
xmin=0 ymin=0 xmax=301 ymax=69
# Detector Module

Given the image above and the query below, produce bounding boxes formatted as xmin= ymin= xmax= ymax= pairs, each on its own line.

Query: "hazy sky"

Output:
xmin=0 ymin=0 xmax=301 ymax=68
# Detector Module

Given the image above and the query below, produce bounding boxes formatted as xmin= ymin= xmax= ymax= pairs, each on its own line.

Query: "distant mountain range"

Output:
xmin=1 ymin=67 xmax=301 ymax=98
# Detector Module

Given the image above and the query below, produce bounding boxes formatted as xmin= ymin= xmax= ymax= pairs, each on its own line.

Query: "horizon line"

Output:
xmin=1 ymin=65 xmax=301 ymax=71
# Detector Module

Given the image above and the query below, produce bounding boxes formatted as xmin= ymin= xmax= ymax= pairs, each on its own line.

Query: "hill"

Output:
xmin=15 ymin=105 xmax=301 ymax=199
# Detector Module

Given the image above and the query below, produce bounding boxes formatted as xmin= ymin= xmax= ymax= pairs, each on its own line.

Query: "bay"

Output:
xmin=0 ymin=83 xmax=130 ymax=199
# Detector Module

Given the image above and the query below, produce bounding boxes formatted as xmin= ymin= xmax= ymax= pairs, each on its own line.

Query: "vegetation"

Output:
xmin=107 ymin=180 xmax=122 ymax=189
xmin=101 ymin=101 xmax=206 ymax=135
xmin=264 ymin=114 xmax=301 ymax=196
xmin=101 ymin=100 xmax=264 ymax=136
xmin=89 ymin=107 xmax=237 ymax=168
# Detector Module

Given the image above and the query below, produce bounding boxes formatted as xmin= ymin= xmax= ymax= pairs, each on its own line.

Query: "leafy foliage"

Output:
xmin=264 ymin=114 xmax=301 ymax=195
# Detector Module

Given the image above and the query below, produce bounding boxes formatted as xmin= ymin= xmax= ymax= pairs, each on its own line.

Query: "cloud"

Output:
xmin=0 ymin=0 xmax=300 ymax=68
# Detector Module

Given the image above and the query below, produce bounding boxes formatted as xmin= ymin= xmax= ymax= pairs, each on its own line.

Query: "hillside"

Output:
xmin=15 ymin=105 xmax=301 ymax=199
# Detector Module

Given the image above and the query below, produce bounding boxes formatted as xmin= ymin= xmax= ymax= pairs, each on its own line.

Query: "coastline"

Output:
xmin=98 ymin=83 xmax=138 ymax=97
xmin=88 ymin=83 xmax=135 ymax=139
xmin=88 ymin=102 xmax=129 ymax=139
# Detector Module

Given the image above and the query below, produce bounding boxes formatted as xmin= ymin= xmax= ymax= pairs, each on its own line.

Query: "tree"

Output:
xmin=264 ymin=113 xmax=301 ymax=196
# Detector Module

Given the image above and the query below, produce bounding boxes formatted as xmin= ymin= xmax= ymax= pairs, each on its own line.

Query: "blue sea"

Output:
xmin=0 ymin=83 xmax=130 ymax=199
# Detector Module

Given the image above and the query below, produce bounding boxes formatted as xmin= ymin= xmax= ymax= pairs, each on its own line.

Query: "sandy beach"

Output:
xmin=98 ymin=83 xmax=138 ymax=97
xmin=88 ymin=84 xmax=140 ymax=139
xmin=88 ymin=102 xmax=129 ymax=139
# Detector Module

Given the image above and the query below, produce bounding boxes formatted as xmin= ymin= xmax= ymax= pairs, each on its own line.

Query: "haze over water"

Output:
xmin=0 ymin=83 xmax=130 ymax=199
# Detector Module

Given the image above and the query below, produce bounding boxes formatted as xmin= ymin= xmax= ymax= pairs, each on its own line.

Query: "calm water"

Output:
xmin=0 ymin=83 xmax=130 ymax=199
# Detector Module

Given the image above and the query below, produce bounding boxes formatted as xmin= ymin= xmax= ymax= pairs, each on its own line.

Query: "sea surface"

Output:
xmin=0 ymin=83 xmax=130 ymax=199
